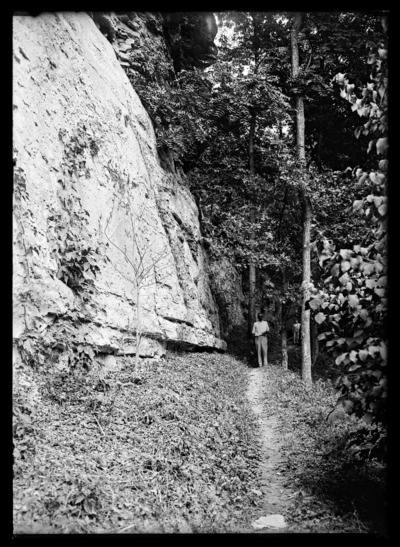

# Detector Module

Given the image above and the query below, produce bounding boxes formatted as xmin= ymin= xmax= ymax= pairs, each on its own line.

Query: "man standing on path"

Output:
xmin=252 ymin=312 xmax=270 ymax=367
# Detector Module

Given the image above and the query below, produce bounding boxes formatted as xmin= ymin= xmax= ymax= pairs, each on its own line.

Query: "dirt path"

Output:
xmin=246 ymin=366 xmax=296 ymax=532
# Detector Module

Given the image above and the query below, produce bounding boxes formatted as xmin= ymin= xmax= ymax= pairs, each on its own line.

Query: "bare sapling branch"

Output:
xmin=104 ymin=188 xmax=173 ymax=374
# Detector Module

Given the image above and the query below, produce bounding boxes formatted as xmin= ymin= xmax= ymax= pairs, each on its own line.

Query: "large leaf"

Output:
xmin=335 ymin=353 xmax=347 ymax=365
xmin=309 ymin=297 xmax=322 ymax=310
xmin=376 ymin=137 xmax=388 ymax=155
xmin=314 ymin=312 xmax=326 ymax=325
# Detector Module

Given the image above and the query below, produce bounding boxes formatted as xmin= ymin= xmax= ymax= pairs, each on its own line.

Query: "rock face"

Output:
xmin=13 ymin=12 xmax=226 ymax=364
xmin=90 ymin=11 xmax=218 ymax=75
xmin=92 ymin=12 xmax=175 ymax=82
xmin=208 ymin=258 xmax=246 ymax=340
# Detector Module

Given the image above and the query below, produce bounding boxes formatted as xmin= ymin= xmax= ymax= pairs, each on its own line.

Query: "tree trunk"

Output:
xmin=281 ymin=267 xmax=289 ymax=370
xmin=248 ymin=112 xmax=257 ymax=336
xmin=281 ymin=328 xmax=288 ymax=370
xmin=311 ymin=315 xmax=319 ymax=365
xmin=291 ymin=12 xmax=313 ymax=385
xmin=301 ymin=196 xmax=312 ymax=383
xmin=248 ymin=259 xmax=256 ymax=336
xmin=135 ymin=285 xmax=141 ymax=374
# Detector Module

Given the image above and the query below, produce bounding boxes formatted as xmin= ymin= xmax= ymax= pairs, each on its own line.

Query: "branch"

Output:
xmin=113 ymin=263 xmax=137 ymax=290
xmin=94 ymin=415 xmax=105 ymax=436
xmin=104 ymin=229 xmax=137 ymax=273
xmin=305 ymin=52 xmax=313 ymax=71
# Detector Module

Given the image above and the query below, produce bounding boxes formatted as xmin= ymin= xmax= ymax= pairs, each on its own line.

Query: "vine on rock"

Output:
xmin=15 ymin=123 xmax=109 ymax=373
xmin=49 ymin=123 xmax=108 ymax=299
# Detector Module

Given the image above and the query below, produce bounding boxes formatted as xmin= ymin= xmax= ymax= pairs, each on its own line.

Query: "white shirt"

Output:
xmin=252 ymin=320 xmax=269 ymax=336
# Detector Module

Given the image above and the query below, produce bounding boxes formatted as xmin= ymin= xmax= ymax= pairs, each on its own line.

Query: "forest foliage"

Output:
xmin=129 ymin=10 xmax=388 ymax=457
xmin=309 ymin=26 xmax=388 ymax=454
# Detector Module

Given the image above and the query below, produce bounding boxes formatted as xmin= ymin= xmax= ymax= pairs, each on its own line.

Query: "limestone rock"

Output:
xmin=13 ymin=12 xmax=226 ymax=364
xmin=251 ymin=514 xmax=287 ymax=530
xmin=208 ymin=257 xmax=245 ymax=338
xmin=99 ymin=12 xmax=174 ymax=82
xmin=92 ymin=12 xmax=217 ymax=75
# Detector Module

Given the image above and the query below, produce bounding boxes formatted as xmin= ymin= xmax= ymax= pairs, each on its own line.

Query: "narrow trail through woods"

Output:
xmin=246 ymin=366 xmax=296 ymax=532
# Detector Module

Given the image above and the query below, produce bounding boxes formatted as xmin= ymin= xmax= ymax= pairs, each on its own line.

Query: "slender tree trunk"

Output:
xmin=311 ymin=315 xmax=319 ymax=365
xmin=248 ymin=112 xmax=257 ymax=336
xmin=301 ymin=197 xmax=312 ymax=383
xmin=281 ymin=328 xmax=288 ymax=370
xmin=281 ymin=268 xmax=289 ymax=370
xmin=248 ymin=259 xmax=256 ymax=336
xmin=135 ymin=285 xmax=141 ymax=373
xmin=248 ymin=16 xmax=261 ymax=339
xmin=291 ymin=12 xmax=312 ymax=385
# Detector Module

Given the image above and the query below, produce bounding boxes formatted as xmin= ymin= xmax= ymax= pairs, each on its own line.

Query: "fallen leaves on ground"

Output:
xmin=260 ymin=365 xmax=387 ymax=535
xmin=13 ymin=352 xmax=262 ymax=533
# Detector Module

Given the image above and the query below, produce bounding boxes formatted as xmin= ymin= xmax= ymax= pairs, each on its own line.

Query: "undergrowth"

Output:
xmin=261 ymin=365 xmax=388 ymax=535
xmin=13 ymin=353 xmax=262 ymax=533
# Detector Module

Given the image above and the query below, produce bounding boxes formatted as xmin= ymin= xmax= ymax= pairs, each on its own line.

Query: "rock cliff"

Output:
xmin=13 ymin=12 xmax=226 ymax=367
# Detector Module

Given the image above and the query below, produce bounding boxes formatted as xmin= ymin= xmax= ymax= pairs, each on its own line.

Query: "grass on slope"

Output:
xmin=260 ymin=365 xmax=388 ymax=535
xmin=13 ymin=352 xmax=262 ymax=533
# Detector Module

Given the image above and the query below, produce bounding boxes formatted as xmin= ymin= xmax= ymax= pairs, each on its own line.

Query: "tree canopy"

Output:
xmin=129 ymin=9 xmax=388 ymax=457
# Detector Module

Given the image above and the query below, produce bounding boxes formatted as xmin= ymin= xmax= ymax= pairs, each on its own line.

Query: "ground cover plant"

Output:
xmin=13 ymin=352 xmax=263 ymax=533
xmin=260 ymin=365 xmax=387 ymax=535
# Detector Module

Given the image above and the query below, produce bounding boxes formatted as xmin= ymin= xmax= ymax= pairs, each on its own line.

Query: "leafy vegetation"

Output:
xmin=52 ymin=124 xmax=108 ymax=296
xmin=14 ymin=122 xmax=110 ymax=381
xmin=309 ymin=21 xmax=387 ymax=453
xmin=260 ymin=366 xmax=387 ymax=534
xmin=13 ymin=353 xmax=262 ymax=533
xmin=181 ymin=10 xmax=388 ymax=457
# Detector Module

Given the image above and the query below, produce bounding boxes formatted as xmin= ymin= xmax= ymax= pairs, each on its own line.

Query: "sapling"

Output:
xmin=104 ymin=191 xmax=171 ymax=375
